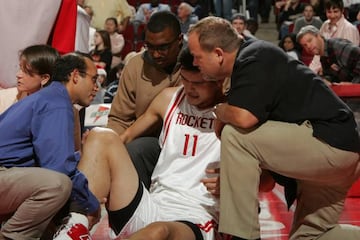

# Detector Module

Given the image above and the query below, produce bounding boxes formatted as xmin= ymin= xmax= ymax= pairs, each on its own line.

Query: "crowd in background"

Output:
xmin=0 ymin=1 xmax=360 ymax=239
xmin=73 ymin=0 xmax=360 ymax=105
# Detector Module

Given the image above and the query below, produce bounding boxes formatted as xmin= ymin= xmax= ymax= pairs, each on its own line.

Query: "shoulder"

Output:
xmin=124 ymin=52 xmax=144 ymax=68
xmin=240 ymin=40 xmax=282 ymax=57
xmin=294 ymin=16 xmax=305 ymax=23
xmin=157 ymin=87 xmax=180 ymax=103
xmin=151 ymin=87 xmax=181 ymax=115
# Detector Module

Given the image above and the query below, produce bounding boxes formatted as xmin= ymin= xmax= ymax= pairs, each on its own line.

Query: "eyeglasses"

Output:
xmin=79 ymin=71 xmax=100 ymax=87
xmin=144 ymin=37 xmax=179 ymax=53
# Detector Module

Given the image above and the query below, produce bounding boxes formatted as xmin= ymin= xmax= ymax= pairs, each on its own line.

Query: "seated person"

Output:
xmin=0 ymin=52 xmax=102 ymax=239
xmin=177 ymin=2 xmax=198 ymax=36
xmin=104 ymin=17 xmax=125 ymax=69
xmin=135 ymin=0 xmax=171 ymax=23
xmin=277 ymin=0 xmax=304 ymax=39
xmin=0 ymin=44 xmax=59 ymax=114
xmin=293 ymin=3 xmax=323 ymax=34
xmin=104 ymin=63 xmax=124 ymax=104
xmin=279 ymin=33 xmax=302 ymax=60
xmin=231 ymin=13 xmax=257 ymax=40
xmin=90 ymin=30 xmax=112 ymax=76
xmin=297 ymin=25 xmax=360 ymax=84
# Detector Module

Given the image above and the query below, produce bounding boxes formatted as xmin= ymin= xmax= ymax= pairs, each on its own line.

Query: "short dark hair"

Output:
xmin=231 ymin=13 xmax=247 ymax=23
xmin=19 ymin=44 xmax=59 ymax=83
xmin=324 ymin=0 xmax=344 ymax=10
xmin=52 ymin=52 xmax=92 ymax=83
xmin=147 ymin=11 xmax=181 ymax=36
xmin=105 ymin=17 xmax=118 ymax=26
xmin=179 ymin=47 xmax=199 ymax=72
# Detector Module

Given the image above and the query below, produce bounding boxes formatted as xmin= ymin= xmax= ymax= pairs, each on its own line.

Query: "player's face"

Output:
xmin=188 ymin=32 xmax=223 ymax=81
xmin=298 ymin=33 xmax=323 ymax=55
xmin=181 ymin=68 xmax=222 ymax=109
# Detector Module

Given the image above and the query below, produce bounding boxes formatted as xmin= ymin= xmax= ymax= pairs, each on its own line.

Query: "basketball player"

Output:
xmin=54 ymin=47 xmax=224 ymax=240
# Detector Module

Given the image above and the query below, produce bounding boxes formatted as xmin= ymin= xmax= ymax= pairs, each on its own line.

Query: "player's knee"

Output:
xmin=141 ymin=222 xmax=171 ymax=240
xmin=88 ymin=127 xmax=119 ymax=145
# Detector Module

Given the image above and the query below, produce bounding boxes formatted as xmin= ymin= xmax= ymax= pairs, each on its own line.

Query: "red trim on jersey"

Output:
xmin=162 ymin=88 xmax=185 ymax=145
xmin=196 ymin=220 xmax=216 ymax=233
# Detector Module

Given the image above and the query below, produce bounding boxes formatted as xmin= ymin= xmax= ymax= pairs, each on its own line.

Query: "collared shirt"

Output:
xmin=309 ymin=15 xmax=359 ymax=74
xmin=320 ymin=38 xmax=360 ymax=83
xmin=320 ymin=15 xmax=359 ymax=44
xmin=0 ymin=82 xmax=99 ymax=214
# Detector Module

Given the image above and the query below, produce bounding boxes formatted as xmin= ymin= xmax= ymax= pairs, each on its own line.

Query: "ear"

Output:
xmin=40 ymin=74 xmax=50 ymax=87
xmin=70 ymin=69 xmax=80 ymax=84
xmin=214 ymin=47 xmax=224 ymax=65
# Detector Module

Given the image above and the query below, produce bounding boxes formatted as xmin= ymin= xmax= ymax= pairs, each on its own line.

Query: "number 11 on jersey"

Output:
xmin=183 ymin=134 xmax=198 ymax=156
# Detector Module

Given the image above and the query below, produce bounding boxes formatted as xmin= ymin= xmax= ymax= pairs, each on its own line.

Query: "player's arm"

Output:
xmin=120 ymin=87 xmax=179 ymax=143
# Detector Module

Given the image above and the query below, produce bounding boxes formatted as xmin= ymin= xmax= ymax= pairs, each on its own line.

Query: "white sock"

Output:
xmin=68 ymin=212 xmax=89 ymax=228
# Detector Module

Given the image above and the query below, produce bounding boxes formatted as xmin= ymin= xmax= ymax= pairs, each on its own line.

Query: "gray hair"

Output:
xmin=179 ymin=2 xmax=194 ymax=14
xmin=296 ymin=25 xmax=320 ymax=42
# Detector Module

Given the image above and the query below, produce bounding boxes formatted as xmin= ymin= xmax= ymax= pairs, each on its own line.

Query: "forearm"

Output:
xmin=214 ymin=103 xmax=258 ymax=129
xmin=106 ymin=78 xmax=136 ymax=134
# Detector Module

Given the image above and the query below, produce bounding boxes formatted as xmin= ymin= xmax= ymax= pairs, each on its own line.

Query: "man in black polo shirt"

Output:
xmin=188 ymin=16 xmax=360 ymax=240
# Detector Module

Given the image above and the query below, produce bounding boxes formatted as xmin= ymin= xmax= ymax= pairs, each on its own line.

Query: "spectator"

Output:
xmin=90 ymin=30 xmax=112 ymax=76
xmin=277 ymin=0 xmax=305 ymax=39
xmin=84 ymin=0 xmax=134 ymax=33
xmin=320 ymin=0 xmax=359 ymax=44
xmin=231 ymin=13 xmax=257 ymax=40
xmin=92 ymin=68 xmax=107 ymax=104
xmin=1 ymin=52 xmax=102 ymax=239
xmin=75 ymin=0 xmax=91 ymax=53
xmin=309 ymin=0 xmax=359 ymax=75
xmin=104 ymin=63 xmax=124 ymax=104
xmin=293 ymin=4 xmax=323 ymax=34
xmin=177 ymin=2 xmax=199 ymax=36
xmin=135 ymin=0 xmax=171 ymax=23
xmin=279 ymin=33 xmax=302 ymax=60
xmin=188 ymin=16 xmax=360 ymax=240
xmin=104 ymin=17 xmax=125 ymax=68
xmin=297 ymin=25 xmax=360 ymax=84
xmin=246 ymin=18 xmax=259 ymax=36
xmin=310 ymin=0 xmax=326 ymax=21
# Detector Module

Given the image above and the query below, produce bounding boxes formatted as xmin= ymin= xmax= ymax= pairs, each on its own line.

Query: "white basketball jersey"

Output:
xmin=150 ymin=87 xmax=220 ymax=228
